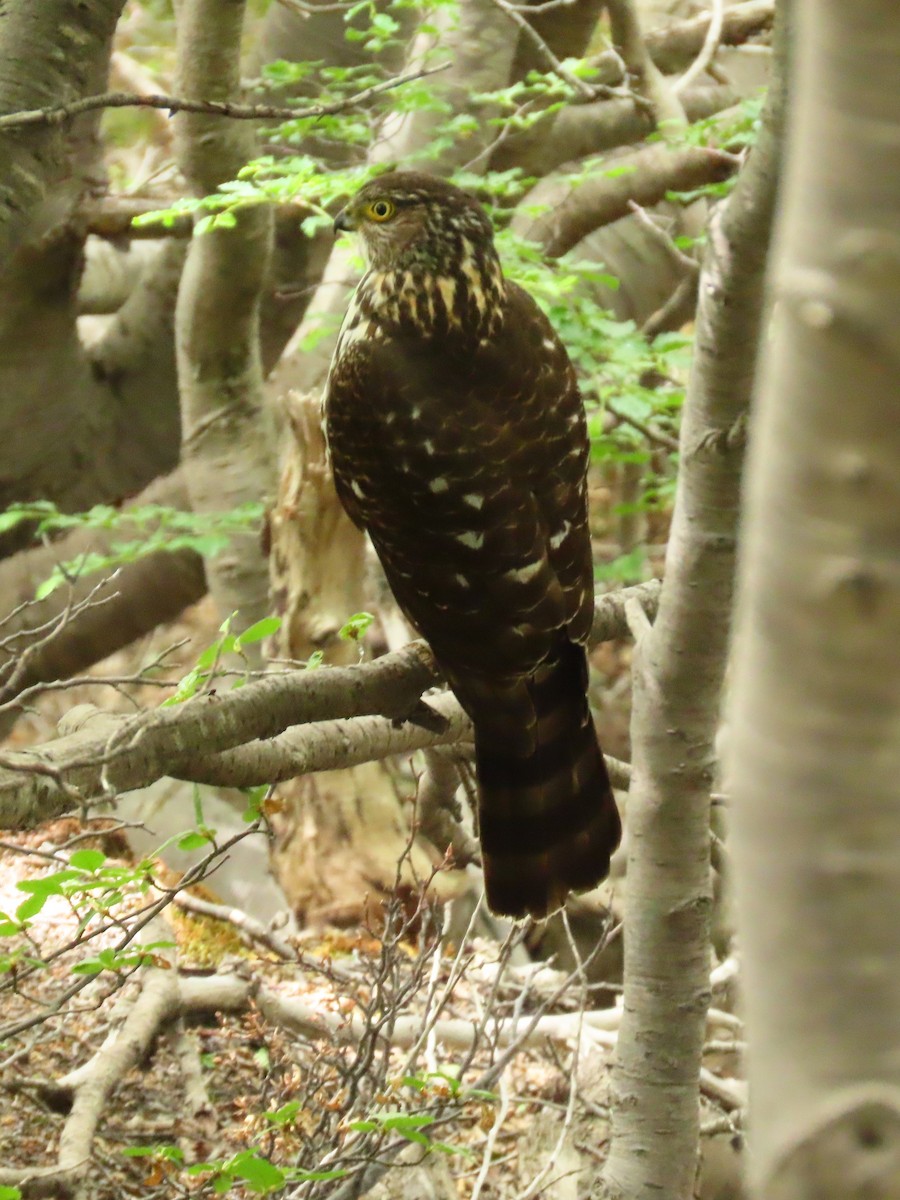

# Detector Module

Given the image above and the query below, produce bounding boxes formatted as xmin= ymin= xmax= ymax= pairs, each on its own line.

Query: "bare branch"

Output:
xmin=645 ymin=0 xmax=773 ymax=75
xmin=0 ymin=585 xmax=650 ymax=829
xmin=606 ymin=401 xmax=680 ymax=452
xmin=606 ymin=0 xmax=687 ymax=127
xmin=673 ymin=0 xmax=726 ymax=95
xmin=0 ymin=470 xmax=205 ymax=724
xmin=484 ymin=0 xmax=619 ymax=101
xmin=516 ymin=143 xmax=737 ymax=258
xmin=0 ymin=64 xmax=450 ymax=132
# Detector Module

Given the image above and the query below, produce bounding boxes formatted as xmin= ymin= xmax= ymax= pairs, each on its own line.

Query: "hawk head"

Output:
xmin=334 ymin=171 xmax=496 ymax=272
xmin=333 ymin=172 xmax=505 ymax=339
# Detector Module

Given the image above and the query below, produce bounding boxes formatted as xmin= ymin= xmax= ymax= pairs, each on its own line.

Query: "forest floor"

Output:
xmin=0 ymin=591 xmax=743 ymax=1198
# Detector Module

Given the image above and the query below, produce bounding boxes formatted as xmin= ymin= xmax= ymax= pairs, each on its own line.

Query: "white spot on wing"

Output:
xmin=549 ymin=522 xmax=571 ymax=550
xmin=506 ymin=559 xmax=543 ymax=583
xmin=429 ymin=478 xmax=449 ymax=493
xmin=351 ymin=480 xmax=365 ymax=499
xmin=462 ymin=493 xmax=484 ymax=509
xmin=456 ymin=531 xmax=484 ymax=550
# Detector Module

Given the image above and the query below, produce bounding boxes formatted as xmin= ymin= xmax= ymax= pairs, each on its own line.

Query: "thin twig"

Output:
xmin=606 ymin=400 xmax=680 ymax=453
xmin=483 ymin=0 xmax=612 ymax=100
xmin=0 ymin=63 xmax=450 ymax=131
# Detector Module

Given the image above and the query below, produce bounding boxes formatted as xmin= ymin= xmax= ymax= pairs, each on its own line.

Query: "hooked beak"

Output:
xmin=333 ymin=207 xmax=356 ymax=234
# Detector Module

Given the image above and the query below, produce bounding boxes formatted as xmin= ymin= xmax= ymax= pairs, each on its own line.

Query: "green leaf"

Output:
xmin=399 ymin=1075 xmax=428 ymax=1091
xmin=71 ymin=958 xmax=106 ymax=976
xmin=15 ymin=894 xmax=48 ymax=922
xmin=236 ymin=615 xmax=282 ymax=646
xmin=338 ymin=611 xmax=374 ymax=642
xmin=264 ymin=1100 xmax=301 ymax=1126
xmin=122 ymin=1145 xmax=185 ymax=1162
xmin=0 ymin=1186 xmax=23 ymax=1198
xmin=231 ymin=1151 xmax=285 ymax=1192
xmin=35 ymin=574 xmax=63 ymax=600
xmin=431 ymin=1140 xmax=471 ymax=1156
xmin=383 ymin=1113 xmax=435 ymax=1132
xmin=177 ymin=831 xmax=212 ymax=852
xmin=69 ymin=848 xmax=106 ymax=871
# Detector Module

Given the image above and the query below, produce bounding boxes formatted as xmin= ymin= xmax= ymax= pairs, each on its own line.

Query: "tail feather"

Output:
xmin=471 ymin=641 xmax=621 ymax=920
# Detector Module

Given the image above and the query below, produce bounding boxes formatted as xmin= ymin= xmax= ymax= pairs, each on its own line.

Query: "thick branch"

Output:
xmin=645 ymin=0 xmax=773 ymax=74
xmin=516 ymin=143 xmax=736 ymax=258
xmin=499 ymin=82 xmax=739 ymax=178
xmin=0 ymin=642 xmax=439 ymax=828
xmin=0 ymin=584 xmax=654 ymax=829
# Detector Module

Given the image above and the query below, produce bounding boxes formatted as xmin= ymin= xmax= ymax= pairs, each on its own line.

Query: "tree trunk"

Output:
xmin=727 ymin=2 xmax=900 ymax=1195
xmin=601 ymin=6 xmax=786 ymax=1198
xmin=174 ymin=0 xmax=277 ymax=649
xmin=0 ymin=0 xmax=186 ymax=525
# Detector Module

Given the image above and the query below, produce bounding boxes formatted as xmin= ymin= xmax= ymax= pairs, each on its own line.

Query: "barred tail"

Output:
xmin=472 ymin=641 xmax=621 ymax=920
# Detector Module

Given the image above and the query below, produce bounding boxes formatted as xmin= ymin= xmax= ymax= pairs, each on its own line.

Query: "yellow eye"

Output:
xmin=366 ymin=199 xmax=395 ymax=222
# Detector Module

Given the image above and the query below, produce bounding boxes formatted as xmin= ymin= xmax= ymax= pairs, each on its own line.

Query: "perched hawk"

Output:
xmin=323 ymin=172 xmax=620 ymax=919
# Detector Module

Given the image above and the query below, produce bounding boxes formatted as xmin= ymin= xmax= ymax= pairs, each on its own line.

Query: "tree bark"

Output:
xmin=601 ymin=6 xmax=786 ymax=1198
xmin=727 ymin=2 xmax=900 ymax=1195
xmin=0 ymin=0 xmax=123 ymax=264
xmin=174 ymin=0 xmax=277 ymax=650
xmin=0 ymin=0 xmax=185 ymax=526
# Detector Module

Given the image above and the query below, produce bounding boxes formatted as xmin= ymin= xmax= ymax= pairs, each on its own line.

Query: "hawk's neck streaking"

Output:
xmin=355 ymin=232 xmax=506 ymax=343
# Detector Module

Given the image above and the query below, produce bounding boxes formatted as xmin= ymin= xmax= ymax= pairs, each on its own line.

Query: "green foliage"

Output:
xmin=399 ymin=1068 xmax=496 ymax=1104
xmin=662 ymin=91 xmax=765 ymax=209
xmin=6 ymin=850 xmax=157 ymax=933
xmin=348 ymin=1110 xmax=469 ymax=1156
xmin=161 ymin=613 xmax=283 ymax=706
xmin=123 ymin=1144 xmax=346 ymax=1193
xmin=0 ymin=500 xmax=264 ymax=599
xmin=338 ymin=610 xmax=375 ymax=643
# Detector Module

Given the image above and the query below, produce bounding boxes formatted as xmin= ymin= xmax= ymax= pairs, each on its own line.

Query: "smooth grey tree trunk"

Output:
xmin=727 ymin=2 xmax=900 ymax=1196
xmin=601 ymin=5 xmax=786 ymax=1197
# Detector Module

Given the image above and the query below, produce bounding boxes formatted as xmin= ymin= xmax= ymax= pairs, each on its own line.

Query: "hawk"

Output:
xmin=323 ymin=171 xmax=620 ymax=919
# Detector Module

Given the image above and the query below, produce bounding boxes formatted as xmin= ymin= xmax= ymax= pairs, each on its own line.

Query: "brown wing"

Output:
xmin=325 ymin=284 xmax=619 ymax=917
xmin=326 ymin=284 xmax=593 ymax=679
